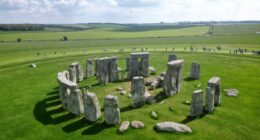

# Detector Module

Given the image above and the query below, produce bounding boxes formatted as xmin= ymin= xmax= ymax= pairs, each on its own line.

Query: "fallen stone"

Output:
xmin=183 ymin=100 xmax=191 ymax=105
xmin=160 ymin=72 xmax=166 ymax=77
xmin=116 ymin=87 xmax=124 ymax=91
xmin=149 ymin=66 xmax=156 ymax=75
xmin=169 ymin=106 xmax=175 ymax=112
xmin=145 ymin=77 xmax=158 ymax=86
xmin=131 ymin=121 xmax=145 ymax=129
xmin=155 ymin=122 xmax=192 ymax=133
xmin=30 ymin=63 xmax=37 ymax=68
xmin=224 ymin=89 xmax=239 ymax=96
xmin=118 ymin=121 xmax=130 ymax=133
xmin=120 ymin=91 xmax=127 ymax=95
xmin=151 ymin=111 xmax=158 ymax=120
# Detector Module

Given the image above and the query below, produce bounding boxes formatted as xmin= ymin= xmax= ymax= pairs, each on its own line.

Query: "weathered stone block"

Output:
xmin=83 ymin=92 xmax=101 ymax=122
xmin=190 ymin=62 xmax=200 ymax=79
xmin=104 ymin=95 xmax=120 ymax=125
xmin=189 ymin=90 xmax=203 ymax=117
xmin=205 ymin=86 xmax=215 ymax=113
xmin=208 ymin=77 xmax=221 ymax=106
xmin=131 ymin=76 xmax=146 ymax=107
xmin=163 ymin=60 xmax=184 ymax=96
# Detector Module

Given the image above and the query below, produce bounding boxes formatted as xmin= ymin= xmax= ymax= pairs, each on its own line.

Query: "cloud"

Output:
xmin=0 ymin=0 xmax=259 ymax=23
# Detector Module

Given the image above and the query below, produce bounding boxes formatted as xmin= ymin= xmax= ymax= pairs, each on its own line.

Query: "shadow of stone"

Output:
xmin=91 ymin=83 xmax=102 ymax=87
xmin=120 ymin=105 xmax=135 ymax=112
xmin=62 ymin=118 xmax=95 ymax=133
xmin=47 ymin=89 xmax=59 ymax=95
xmin=81 ymin=122 xmax=113 ymax=135
xmin=154 ymin=91 xmax=168 ymax=103
xmin=180 ymin=116 xmax=196 ymax=124
xmin=184 ymin=77 xmax=197 ymax=82
xmin=33 ymin=89 xmax=77 ymax=125
xmin=181 ymin=113 xmax=207 ymax=124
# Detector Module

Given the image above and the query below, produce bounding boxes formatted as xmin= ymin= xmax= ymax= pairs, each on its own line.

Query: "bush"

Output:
xmin=17 ymin=38 xmax=22 ymax=42
xmin=63 ymin=36 xmax=68 ymax=41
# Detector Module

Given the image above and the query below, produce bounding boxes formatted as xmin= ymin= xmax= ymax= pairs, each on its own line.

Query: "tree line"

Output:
xmin=0 ymin=24 xmax=44 ymax=31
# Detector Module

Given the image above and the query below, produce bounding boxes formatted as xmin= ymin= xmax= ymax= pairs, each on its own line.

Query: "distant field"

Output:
xmin=0 ymin=26 xmax=209 ymax=41
xmin=212 ymin=24 xmax=260 ymax=35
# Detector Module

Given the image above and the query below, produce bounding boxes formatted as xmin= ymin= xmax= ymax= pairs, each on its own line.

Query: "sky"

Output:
xmin=0 ymin=0 xmax=260 ymax=24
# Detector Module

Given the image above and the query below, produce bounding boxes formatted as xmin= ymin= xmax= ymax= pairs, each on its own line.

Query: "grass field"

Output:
xmin=0 ymin=24 xmax=259 ymax=140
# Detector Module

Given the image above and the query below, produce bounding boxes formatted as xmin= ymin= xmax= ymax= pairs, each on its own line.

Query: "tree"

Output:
xmin=17 ymin=38 xmax=22 ymax=42
xmin=63 ymin=36 xmax=68 ymax=41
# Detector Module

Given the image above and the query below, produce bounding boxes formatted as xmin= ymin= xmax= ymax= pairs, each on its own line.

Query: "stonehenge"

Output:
xmin=55 ymin=52 xmax=223 ymax=134
xmin=208 ymin=77 xmax=221 ymax=106
xmin=128 ymin=52 xmax=149 ymax=79
xmin=97 ymin=57 xmax=119 ymax=84
xmin=83 ymin=92 xmax=101 ymax=122
xmin=104 ymin=95 xmax=121 ymax=125
xmin=131 ymin=76 xmax=146 ymax=107
xmin=190 ymin=62 xmax=200 ymax=79
xmin=163 ymin=60 xmax=184 ymax=96
xmin=189 ymin=90 xmax=203 ymax=117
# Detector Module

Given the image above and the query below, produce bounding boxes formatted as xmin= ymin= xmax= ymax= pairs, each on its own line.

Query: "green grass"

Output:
xmin=0 ymin=26 xmax=209 ymax=41
xmin=0 ymin=24 xmax=259 ymax=139
xmin=0 ymin=52 xmax=259 ymax=140
xmin=212 ymin=24 xmax=260 ymax=35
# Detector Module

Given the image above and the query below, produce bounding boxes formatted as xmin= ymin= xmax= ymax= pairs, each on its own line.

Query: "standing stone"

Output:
xmin=205 ymin=86 xmax=215 ymax=113
xmin=104 ymin=95 xmax=120 ymax=125
xmin=128 ymin=52 xmax=149 ymax=79
xmin=140 ymin=55 xmax=149 ymax=77
xmin=168 ymin=54 xmax=177 ymax=62
xmin=126 ymin=57 xmax=130 ymax=71
xmin=94 ymin=59 xmax=99 ymax=76
xmin=97 ymin=58 xmax=110 ymax=84
xmin=109 ymin=57 xmax=119 ymax=82
xmin=208 ymin=77 xmax=221 ymax=106
xmin=190 ymin=62 xmax=200 ymax=79
xmin=69 ymin=62 xmax=83 ymax=82
xmin=189 ymin=90 xmax=203 ymax=117
xmin=131 ymin=76 xmax=146 ymax=107
xmin=120 ymin=71 xmax=125 ymax=80
xmin=163 ymin=60 xmax=184 ymax=96
xmin=67 ymin=89 xmax=84 ymax=115
xmin=97 ymin=57 xmax=119 ymax=84
xmin=86 ymin=59 xmax=93 ymax=78
xmin=83 ymin=92 xmax=101 ymax=122
xmin=128 ymin=58 xmax=139 ymax=79
xmin=69 ymin=67 xmax=77 ymax=83
xmin=77 ymin=63 xmax=84 ymax=81
xmin=57 ymin=71 xmax=78 ymax=109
